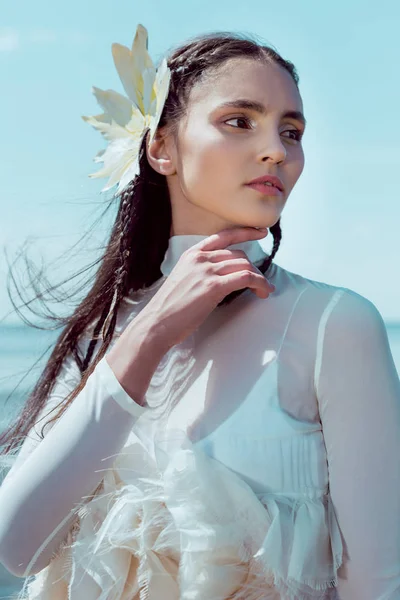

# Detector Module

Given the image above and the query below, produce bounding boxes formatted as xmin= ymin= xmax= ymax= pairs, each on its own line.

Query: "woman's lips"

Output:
xmin=245 ymin=183 xmax=283 ymax=196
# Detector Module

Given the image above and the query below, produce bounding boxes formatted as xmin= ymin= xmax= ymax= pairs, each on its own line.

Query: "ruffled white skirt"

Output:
xmin=15 ymin=424 xmax=344 ymax=600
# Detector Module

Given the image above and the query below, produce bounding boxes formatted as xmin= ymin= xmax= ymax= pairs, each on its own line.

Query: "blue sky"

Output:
xmin=1 ymin=0 xmax=399 ymax=324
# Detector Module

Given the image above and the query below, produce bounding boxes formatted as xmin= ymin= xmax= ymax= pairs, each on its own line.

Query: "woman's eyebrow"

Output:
xmin=216 ymin=99 xmax=307 ymax=128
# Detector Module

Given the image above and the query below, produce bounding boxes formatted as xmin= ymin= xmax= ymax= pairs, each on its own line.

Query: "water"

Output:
xmin=0 ymin=325 xmax=60 ymax=432
xmin=0 ymin=321 xmax=399 ymax=596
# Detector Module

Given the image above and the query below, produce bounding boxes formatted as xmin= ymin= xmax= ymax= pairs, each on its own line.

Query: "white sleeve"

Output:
xmin=0 ymin=351 xmax=148 ymax=578
xmin=315 ymin=289 xmax=400 ymax=599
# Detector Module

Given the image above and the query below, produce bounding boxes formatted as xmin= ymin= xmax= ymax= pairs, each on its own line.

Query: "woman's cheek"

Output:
xmin=292 ymin=156 xmax=305 ymax=184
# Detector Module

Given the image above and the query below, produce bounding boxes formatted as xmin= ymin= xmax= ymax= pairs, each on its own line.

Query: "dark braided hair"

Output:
xmin=1 ymin=30 xmax=294 ymax=454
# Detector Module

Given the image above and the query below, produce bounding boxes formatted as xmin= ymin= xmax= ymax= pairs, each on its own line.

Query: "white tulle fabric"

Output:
xmin=17 ymin=425 xmax=342 ymax=600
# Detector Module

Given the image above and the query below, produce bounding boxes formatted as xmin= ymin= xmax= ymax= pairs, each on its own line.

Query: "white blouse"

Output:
xmin=0 ymin=235 xmax=399 ymax=600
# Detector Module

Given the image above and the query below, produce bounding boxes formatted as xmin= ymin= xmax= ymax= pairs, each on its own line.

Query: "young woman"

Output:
xmin=0 ymin=24 xmax=399 ymax=600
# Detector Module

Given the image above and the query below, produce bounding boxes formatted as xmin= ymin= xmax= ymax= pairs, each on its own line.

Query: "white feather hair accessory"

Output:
xmin=82 ymin=24 xmax=171 ymax=196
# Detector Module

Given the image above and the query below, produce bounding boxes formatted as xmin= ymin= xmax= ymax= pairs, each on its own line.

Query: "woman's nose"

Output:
xmin=257 ymin=134 xmax=287 ymax=164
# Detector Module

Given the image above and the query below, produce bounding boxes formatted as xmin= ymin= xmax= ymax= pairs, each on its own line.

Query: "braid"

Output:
xmin=81 ymin=187 xmax=136 ymax=373
xmin=100 ymin=190 xmax=134 ymax=339
xmin=218 ymin=219 xmax=282 ymax=307
xmin=80 ymin=304 xmax=109 ymax=373
xmin=115 ymin=192 xmax=135 ymax=290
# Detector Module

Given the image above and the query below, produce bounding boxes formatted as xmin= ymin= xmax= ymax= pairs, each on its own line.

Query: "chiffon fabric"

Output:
xmin=0 ymin=234 xmax=399 ymax=599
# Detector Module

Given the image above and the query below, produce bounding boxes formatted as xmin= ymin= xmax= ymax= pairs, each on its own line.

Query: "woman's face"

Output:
xmin=150 ymin=56 xmax=306 ymax=236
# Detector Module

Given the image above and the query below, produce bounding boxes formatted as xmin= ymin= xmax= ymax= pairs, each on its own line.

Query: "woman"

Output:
xmin=0 ymin=24 xmax=399 ymax=600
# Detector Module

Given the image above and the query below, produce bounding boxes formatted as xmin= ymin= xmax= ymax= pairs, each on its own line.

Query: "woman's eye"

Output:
xmin=283 ymin=129 xmax=303 ymax=142
xmin=224 ymin=117 xmax=252 ymax=129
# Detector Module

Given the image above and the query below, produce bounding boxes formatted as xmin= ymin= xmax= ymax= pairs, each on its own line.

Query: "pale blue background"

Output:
xmin=0 ymin=1 xmax=399 ymax=592
xmin=0 ymin=0 xmax=399 ymax=326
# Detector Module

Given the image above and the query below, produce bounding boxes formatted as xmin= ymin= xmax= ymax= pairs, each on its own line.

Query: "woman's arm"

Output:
xmin=0 ymin=317 xmax=165 ymax=578
xmin=315 ymin=289 xmax=400 ymax=599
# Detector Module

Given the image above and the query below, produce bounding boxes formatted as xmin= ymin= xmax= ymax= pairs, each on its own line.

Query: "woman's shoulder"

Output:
xmin=272 ymin=261 xmax=384 ymax=332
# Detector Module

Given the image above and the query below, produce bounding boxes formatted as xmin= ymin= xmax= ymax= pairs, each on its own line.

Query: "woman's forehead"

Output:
xmin=187 ymin=57 xmax=303 ymax=115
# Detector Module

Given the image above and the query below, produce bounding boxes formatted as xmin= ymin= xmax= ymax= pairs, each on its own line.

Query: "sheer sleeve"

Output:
xmin=0 ymin=349 xmax=148 ymax=578
xmin=315 ymin=288 xmax=400 ymax=599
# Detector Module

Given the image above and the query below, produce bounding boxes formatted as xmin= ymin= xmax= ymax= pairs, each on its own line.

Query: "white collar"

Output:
xmin=160 ymin=234 xmax=269 ymax=277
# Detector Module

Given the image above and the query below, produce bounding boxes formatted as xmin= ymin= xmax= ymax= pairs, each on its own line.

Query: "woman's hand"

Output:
xmin=141 ymin=226 xmax=275 ymax=350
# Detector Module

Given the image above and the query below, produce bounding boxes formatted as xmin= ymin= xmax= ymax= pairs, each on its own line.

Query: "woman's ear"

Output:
xmin=146 ymin=128 xmax=177 ymax=176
